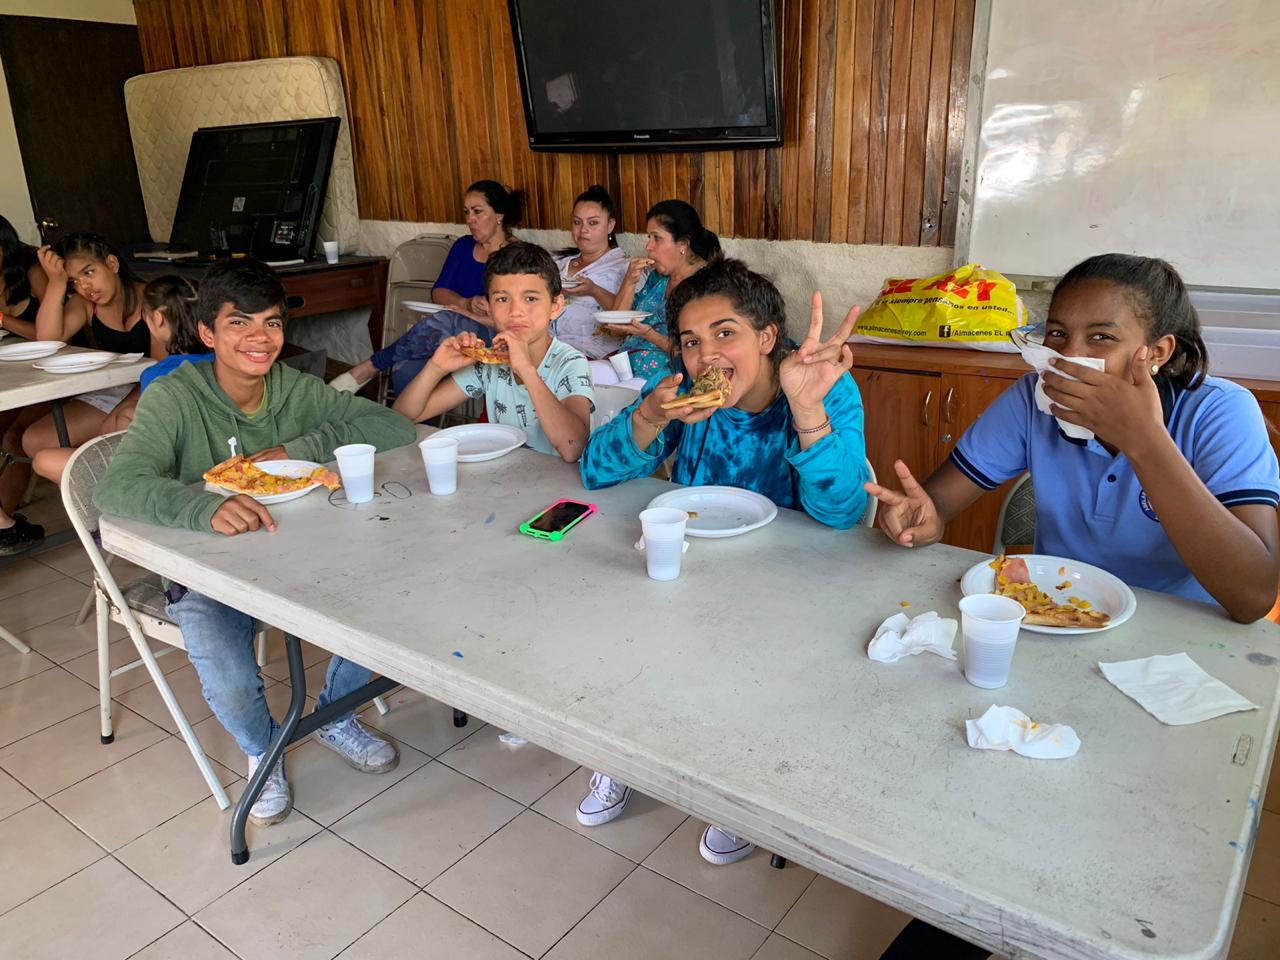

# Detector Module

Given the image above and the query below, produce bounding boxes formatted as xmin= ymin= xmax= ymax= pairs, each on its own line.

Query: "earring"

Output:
xmin=1150 ymin=364 xmax=1160 ymax=375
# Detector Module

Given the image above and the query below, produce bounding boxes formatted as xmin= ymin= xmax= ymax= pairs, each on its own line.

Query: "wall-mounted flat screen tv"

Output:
xmin=508 ymin=0 xmax=781 ymax=150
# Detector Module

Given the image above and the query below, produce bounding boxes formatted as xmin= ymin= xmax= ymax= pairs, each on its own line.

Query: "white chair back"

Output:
xmin=591 ymin=384 xmax=642 ymax=432
xmin=859 ymin=458 xmax=878 ymax=528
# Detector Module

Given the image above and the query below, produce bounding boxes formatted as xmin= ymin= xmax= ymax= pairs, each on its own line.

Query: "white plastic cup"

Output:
xmin=608 ymin=351 xmax=634 ymax=381
xmin=322 ymin=240 xmax=339 ymax=264
xmin=333 ymin=443 xmax=376 ymax=503
xmin=959 ymin=594 xmax=1027 ymax=689
xmin=638 ymin=507 xmax=688 ymax=581
xmin=419 ymin=436 xmax=459 ymax=495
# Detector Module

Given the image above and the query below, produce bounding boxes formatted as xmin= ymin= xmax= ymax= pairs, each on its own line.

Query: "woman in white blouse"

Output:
xmin=552 ymin=186 xmax=629 ymax=360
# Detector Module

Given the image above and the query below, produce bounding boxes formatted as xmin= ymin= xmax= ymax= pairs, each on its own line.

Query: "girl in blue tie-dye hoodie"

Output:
xmin=575 ymin=258 xmax=869 ymax=862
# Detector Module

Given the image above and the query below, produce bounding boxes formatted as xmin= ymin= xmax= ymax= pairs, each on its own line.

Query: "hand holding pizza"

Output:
xmin=429 ymin=333 xmax=482 ymax=376
xmin=1042 ymin=347 xmax=1164 ymax=454
xmin=637 ymin=373 xmax=719 ymax=428
xmin=493 ymin=332 xmax=535 ymax=376
xmin=864 ymin=459 xmax=944 ymax=547
xmin=211 ymin=495 xmax=277 ymax=537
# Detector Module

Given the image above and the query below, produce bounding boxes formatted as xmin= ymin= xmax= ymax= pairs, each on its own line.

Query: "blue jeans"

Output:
xmin=166 ymin=589 xmax=373 ymax=757
xmin=370 ymin=310 xmax=492 ymax=393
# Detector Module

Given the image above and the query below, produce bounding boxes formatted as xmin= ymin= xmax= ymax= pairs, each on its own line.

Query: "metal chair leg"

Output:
xmin=770 ymin=854 xmax=787 ymax=869
xmin=76 ymin=555 xmax=114 ymax=626
xmin=452 ymin=708 xmax=468 ymax=727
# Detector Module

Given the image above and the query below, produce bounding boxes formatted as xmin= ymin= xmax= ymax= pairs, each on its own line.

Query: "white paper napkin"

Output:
xmin=1098 ymin=652 xmax=1257 ymax=725
xmin=965 ymin=705 xmax=1081 ymax=758
xmin=868 ymin=611 xmax=957 ymax=663
xmin=1014 ymin=338 xmax=1106 ymax=441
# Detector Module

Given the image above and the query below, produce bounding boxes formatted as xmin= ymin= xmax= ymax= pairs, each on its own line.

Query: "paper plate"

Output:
xmin=430 ymin=423 xmax=527 ymax=462
xmin=959 ymin=554 xmax=1137 ymax=635
xmin=646 ymin=486 xmax=778 ymax=538
xmin=0 ymin=340 xmax=65 ymax=361
xmin=403 ymin=300 xmax=447 ymax=314
xmin=32 ymin=351 xmax=118 ymax=373
xmin=204 ymin=459 xmax=331 ymax=505
xmin=594 ymin=310 xmax=652 ymax=323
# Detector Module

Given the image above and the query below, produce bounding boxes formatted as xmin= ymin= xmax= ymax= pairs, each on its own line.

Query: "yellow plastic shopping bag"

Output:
xmin=853 ymin=264 xmax=1023 ymax=352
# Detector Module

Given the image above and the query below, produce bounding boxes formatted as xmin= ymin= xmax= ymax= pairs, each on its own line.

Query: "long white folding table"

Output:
xmin=100 ymin=428 xmax=1280 ymax=960
xmin=0 ymin=342 xmax=153 ymax=651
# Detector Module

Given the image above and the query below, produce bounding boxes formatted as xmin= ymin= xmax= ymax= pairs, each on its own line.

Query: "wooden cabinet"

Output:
xmin=851 ymin=354 xmax=1020 ymax=551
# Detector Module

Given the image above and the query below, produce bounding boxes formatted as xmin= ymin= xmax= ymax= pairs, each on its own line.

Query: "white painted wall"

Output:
xmin=0 ymin=1 xmax=136 ymax=243
xmin=359 ymin=219 xmax=954 ymax=340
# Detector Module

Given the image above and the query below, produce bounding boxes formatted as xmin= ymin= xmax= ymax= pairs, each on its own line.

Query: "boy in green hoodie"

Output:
xmin=95 ymin=258 xmax=417 ymax=826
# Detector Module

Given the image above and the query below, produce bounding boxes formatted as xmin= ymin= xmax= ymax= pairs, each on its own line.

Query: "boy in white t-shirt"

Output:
xmin=393 ymin=242 xmax=595 ymax=462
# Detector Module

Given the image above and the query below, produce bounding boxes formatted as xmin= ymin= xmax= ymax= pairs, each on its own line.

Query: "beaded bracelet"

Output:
xmin=793 ymin=416 xmax=831 ymax=435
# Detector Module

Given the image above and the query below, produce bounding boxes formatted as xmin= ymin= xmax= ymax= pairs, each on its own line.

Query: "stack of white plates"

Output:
xmin=0 ymin=341 xmax=65 ymax=362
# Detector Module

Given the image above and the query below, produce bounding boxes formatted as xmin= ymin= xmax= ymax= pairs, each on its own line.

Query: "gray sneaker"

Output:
xmin=313 ymin=716 xmax=399 ymax=772
xmin=245 ymin=753 xmax=292 ymax=826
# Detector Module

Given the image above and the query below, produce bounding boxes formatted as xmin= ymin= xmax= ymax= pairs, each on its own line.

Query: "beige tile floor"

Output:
xmin=1 ymin=515 xmax=1279 ymax=958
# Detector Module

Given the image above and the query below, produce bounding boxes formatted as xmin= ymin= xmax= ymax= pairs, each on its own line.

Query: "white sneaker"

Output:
xmin=328 ymin=371 xmax=369 ymax=393
xmin=246 ymin=753 xmax=292 ymax=826
xmin=314 ymin=716 xmax=399 ymax=772
xmin=699 ymin=825 xmax=754 ymax=865
xmin=576 ymin=771 xmax=632 ymax=826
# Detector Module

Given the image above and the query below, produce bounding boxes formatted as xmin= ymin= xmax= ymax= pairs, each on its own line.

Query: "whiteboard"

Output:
xmin=962 ymin=0 xmax=1280 ymax=291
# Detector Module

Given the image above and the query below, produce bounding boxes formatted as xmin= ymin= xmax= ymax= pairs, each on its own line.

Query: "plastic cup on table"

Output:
xmin=333 ymin=443 xmax=376 ymax=503
xmin=322 ymin=240 xmax=339 ymax=264
xmin=419 ymin=436 xmax=459 ymax=495
xmin=608 ymin=351 xmax=634 ymax=381
xmin=959 ymin=594 xmax=1027 ymax=689
xmin=638 ymin=507 xmax=689 ymax=581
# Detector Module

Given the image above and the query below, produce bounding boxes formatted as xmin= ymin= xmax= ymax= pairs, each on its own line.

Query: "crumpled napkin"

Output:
xmin=868 ymin=611 xmax=957 ymax=663
xmin=1014 ymin=336 xmax=1106 ymax=441
xmin=1098 ymin=652 xmax=1257 ymax=725
xmin=965 ymin=705 xmax=1081 ymax=758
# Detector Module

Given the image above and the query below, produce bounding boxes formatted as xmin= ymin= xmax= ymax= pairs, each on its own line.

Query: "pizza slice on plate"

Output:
xmin=989 ymin=555 xmax=1111 ymax=628
xmin=203 ymin=456 xmax=340 ymax=497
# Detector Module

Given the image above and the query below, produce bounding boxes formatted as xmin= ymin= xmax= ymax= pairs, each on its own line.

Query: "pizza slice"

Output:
xmin=203 ymin=456 xmax=340 ymax=497
xmin=459 ymin=343 xmax=511 ymax=365
xmin=660 ymin=366 xmax=732 ymax=410
xmin=988 ymin=554 xmax=1111 ymax=628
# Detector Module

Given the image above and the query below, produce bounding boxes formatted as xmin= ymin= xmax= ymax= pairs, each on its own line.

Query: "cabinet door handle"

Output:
xmin=921 ymin=390 xmax=933 ymax=427
xmin=943 ymin=387 xmax=956 ymax=423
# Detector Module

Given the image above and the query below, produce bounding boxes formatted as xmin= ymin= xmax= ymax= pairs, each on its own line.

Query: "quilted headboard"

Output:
xmin=124 ymin=57 xmax=360 ymax=253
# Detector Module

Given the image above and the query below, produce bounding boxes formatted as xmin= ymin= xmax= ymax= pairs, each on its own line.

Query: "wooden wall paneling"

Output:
xmin=795 ymin=0 xmax=821 ymax=241
xmin=847 ymin=0 xmax=876 ymax=242
xmin=900 ymin=0 xmax=936 ymax=245
xmin=864 ymin=0 xmax=893 ymax=243
xmin=812 ymin=0 xmax=838 ymax=242
xmin=880 ymin=0 xmax=915 ymax=246
xmin=132 ymin=0 xmax=978 ymax=247
xmin=919 ymin=0 xmax=955 ymax=245
xmin=941 ymin=0 xmax=975 ymax=245
xmin=828 ymin=0 xmax=856 ymax=242
xmin=779 ymin=0 xmax=803 ymax=239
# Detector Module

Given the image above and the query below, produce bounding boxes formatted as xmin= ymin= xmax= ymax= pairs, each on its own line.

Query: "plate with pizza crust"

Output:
xmin=203 ymin=458 xmax=339 ymax=505
xmin=959 ymin=554 xmax=1137 ymax=635
xmin=646 ymin=486 xmax=777 ymax=538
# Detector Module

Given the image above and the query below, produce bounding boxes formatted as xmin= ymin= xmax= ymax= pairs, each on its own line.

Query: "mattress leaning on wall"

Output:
xmin=124 ymin=56 xmax=361 ymax=254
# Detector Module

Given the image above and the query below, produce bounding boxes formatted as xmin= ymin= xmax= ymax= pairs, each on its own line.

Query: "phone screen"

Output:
xmin=528 ymin=500 xmax=592 ymax=533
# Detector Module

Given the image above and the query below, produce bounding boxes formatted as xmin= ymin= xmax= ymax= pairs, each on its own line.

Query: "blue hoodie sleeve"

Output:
xmin=580 ymin=378 xmax=680 ymax=489
xmin=785 ymin=373 xmax=869 ymax=528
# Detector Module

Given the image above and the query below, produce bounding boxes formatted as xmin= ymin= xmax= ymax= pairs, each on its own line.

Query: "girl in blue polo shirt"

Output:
xmin=867 ymin=253 xmax=1280 ymax=624
xmin=578 ymin=258 xmax=870 ymax=863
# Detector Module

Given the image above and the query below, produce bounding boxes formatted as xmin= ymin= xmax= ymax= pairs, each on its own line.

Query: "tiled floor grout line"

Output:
xmin=0 ymin=800 xmax=113 ymax=921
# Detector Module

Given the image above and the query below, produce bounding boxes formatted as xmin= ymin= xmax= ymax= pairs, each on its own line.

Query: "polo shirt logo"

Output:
xmin=1138 ymin=490 xmax=1160 ymax=522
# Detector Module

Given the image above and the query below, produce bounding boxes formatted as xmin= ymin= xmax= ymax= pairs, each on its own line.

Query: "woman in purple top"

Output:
xmin=333 ymin=180 xmax=523 ymax=394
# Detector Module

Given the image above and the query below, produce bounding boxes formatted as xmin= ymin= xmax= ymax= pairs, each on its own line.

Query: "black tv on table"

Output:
xmin=507 ymin=0 xmax=781 ymax=150
xmin=166 ymin=117 xmax=340 ymax=261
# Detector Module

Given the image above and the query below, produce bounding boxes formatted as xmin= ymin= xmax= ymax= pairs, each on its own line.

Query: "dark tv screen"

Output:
xmin=169 ymin=118 xmax=339 ymax=260
xmin=508 ymin=0 xmax=781 ymax=149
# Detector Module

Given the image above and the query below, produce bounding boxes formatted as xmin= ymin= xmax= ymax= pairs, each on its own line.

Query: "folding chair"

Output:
xmin=62 ymin=433 xmax=238 ymax=808
xmin=860 ymin=458 xmax=878 ymax=528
